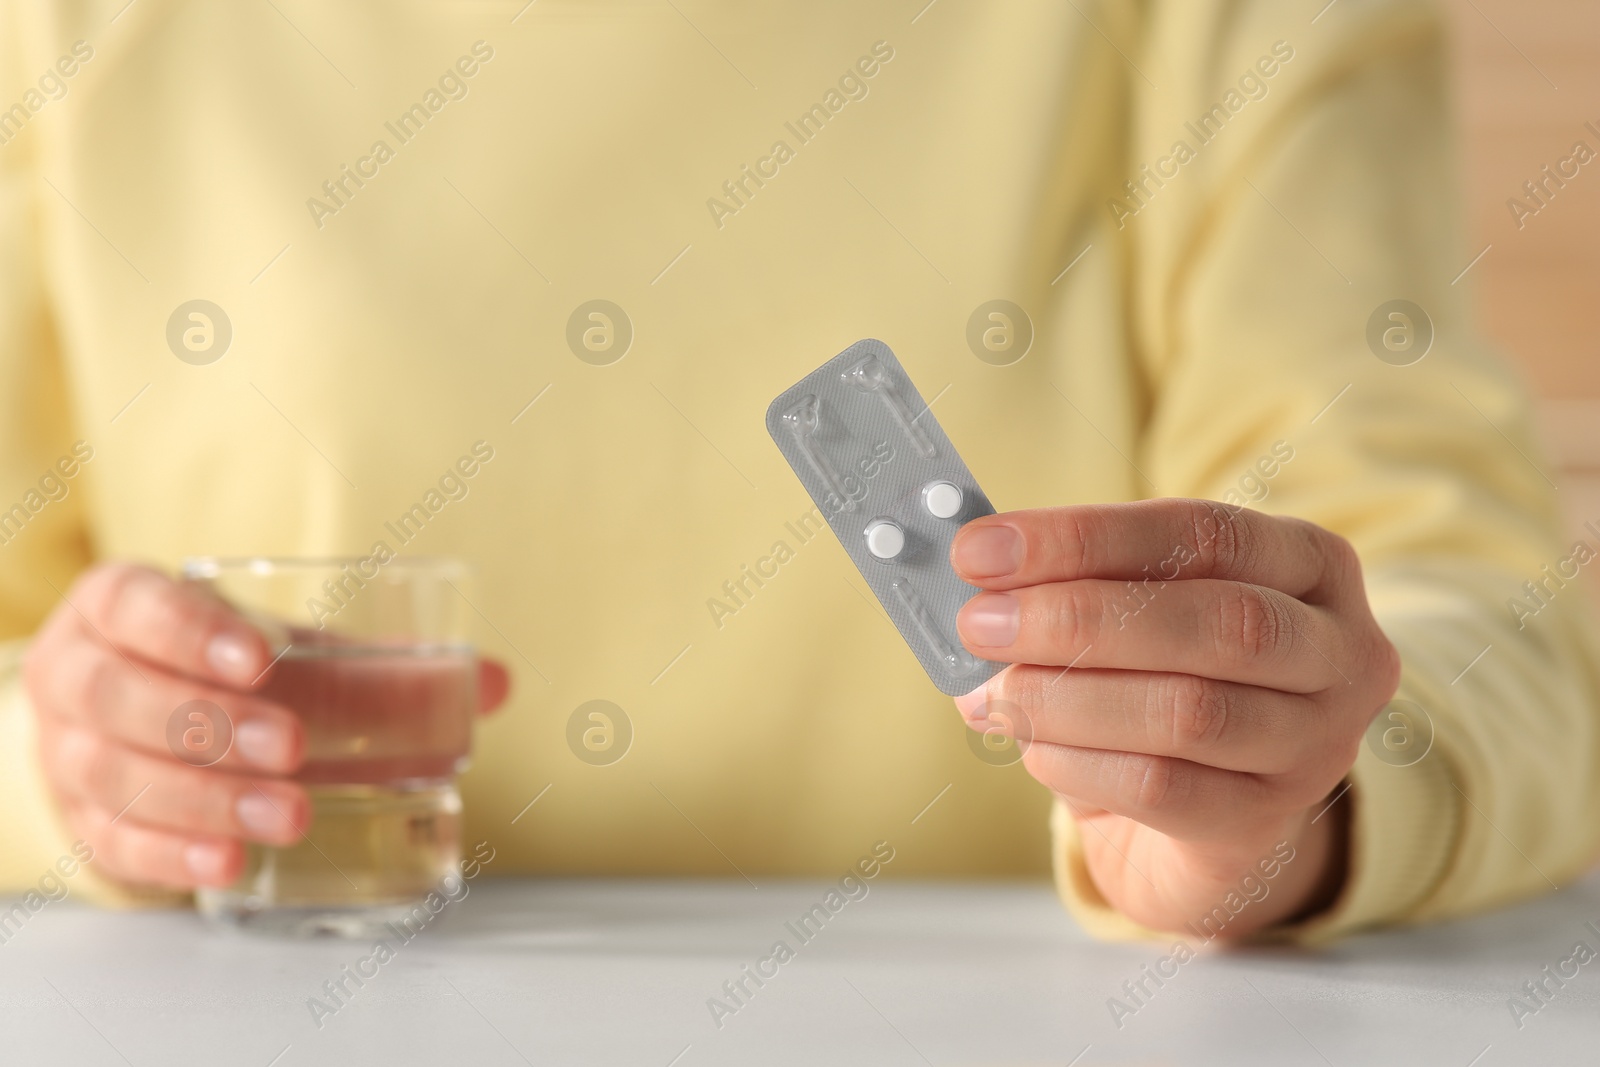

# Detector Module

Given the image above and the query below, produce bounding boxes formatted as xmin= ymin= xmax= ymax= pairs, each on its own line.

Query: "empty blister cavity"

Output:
xmin=843 ymin=355 xmax=937 ymax=459
xmin=892 ymin=578 xmax=977 ymax=678
xmin=781 ymin=394 xmax=854 ymax=513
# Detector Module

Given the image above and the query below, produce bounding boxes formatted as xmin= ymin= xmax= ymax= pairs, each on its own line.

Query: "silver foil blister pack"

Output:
xmin=766 ymin=339 xmax=1005 ymax=695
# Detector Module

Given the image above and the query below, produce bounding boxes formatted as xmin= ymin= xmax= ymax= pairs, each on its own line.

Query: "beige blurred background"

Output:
xmin=1445 ymin=0 xmax=1600 ymax=557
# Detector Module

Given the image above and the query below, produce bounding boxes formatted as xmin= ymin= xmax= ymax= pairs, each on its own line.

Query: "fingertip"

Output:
xmin=234 ymin=714 xmax=305 ymax=774
xmin=183 ymin=839 xmax=243 ymax=887
xmin=205 ymin=628 xmax=269 ymax=688
xmin=950 ymin=520 xmax=1024 ymax=584
xmin=956 ymin=591 xmax=1021 ymax=650
xmin=279 ymin=788 xmax=313 ymax=841
xmin=953 ymin=682 xmax=990 ymax=722
xmin=236 ymin=785 xmax=311 ymax=845
xmin=477 ymin=659 xmax=511 ymax=715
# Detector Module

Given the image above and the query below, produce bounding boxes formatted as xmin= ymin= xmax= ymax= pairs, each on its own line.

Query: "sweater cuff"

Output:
xmin=1285 ymin=719 xmax=1461 ymax=943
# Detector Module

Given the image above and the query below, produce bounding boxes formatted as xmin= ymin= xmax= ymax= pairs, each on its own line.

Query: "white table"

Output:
xmin=3 ymin=874 xmax=1596 ymax=1065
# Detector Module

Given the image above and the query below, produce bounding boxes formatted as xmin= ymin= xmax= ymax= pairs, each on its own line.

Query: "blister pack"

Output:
xmin=765 ymin=339 xmax=1005 ymax=696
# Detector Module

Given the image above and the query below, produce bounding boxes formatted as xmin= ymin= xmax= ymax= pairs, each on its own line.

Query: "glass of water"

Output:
xmin=180 ymin=557 xmax=477 ymax=937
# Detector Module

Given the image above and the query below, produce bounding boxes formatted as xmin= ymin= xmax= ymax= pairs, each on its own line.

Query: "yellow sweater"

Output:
xmin=1 ymin=0 xmax=1596 ymax=943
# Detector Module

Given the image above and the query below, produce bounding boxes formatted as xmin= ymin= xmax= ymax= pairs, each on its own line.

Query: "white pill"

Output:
xmin=865 ymin=520 xmax=906 ymax=560
xmin=923 ymin=481 xmax=963 ymax=519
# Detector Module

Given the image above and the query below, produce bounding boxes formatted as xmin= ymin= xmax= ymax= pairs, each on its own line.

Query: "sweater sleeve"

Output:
xmin=0 ymin=5 xmax=155 ymax=905
xmin=1052 ymin=0 xmax=1600 ymax=942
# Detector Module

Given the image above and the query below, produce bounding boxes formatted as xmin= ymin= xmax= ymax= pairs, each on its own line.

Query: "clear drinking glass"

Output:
xmin=180 ymin=557 xmax=476 ymax=937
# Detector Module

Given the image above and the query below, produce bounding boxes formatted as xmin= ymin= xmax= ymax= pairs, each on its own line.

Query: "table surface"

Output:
xmin=3 ymin=873 xmax=1598 ymax=1066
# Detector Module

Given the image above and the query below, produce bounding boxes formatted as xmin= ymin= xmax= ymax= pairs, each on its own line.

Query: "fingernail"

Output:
xmin=236 ymin=790 xmax=296 ymax=841
xmin=235 ymin=719 xmax=293 ymax=771
xmin=953 ymin=525 xmax=1023 ymax=578
xmin=184 ymin=841 xmax=232 ymax=885
xmin=206 ymin=632 xmax=257 ymax=684
xmin=959 ymin=593 xmax=1020 ymax=647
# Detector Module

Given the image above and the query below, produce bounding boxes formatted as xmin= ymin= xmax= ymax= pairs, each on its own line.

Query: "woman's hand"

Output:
xmin=22 ymin=563 xmax=509 ymax=891
xmin=951 ymin=499 xmax=1400 ymax=936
